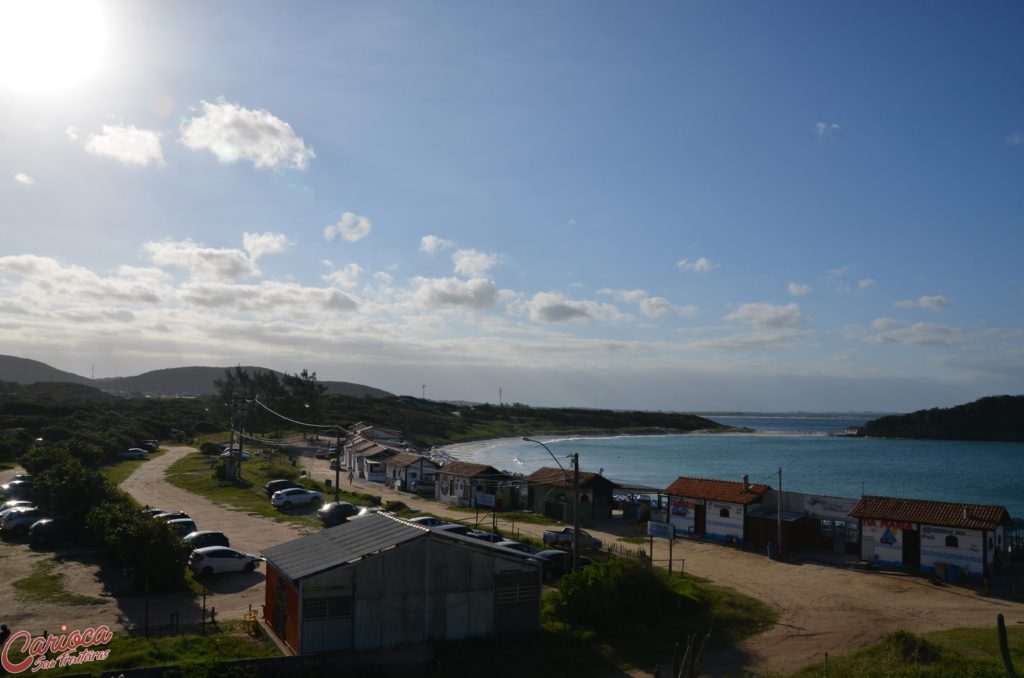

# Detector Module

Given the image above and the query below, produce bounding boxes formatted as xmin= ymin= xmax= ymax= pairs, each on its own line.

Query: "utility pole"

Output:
xmin=777 ymin=467 xmax=783 ymax=560
xmin=572 ymin=452 xmax=581 ymax=574
xmin=334 ymin=427 xmax=341 ymax=503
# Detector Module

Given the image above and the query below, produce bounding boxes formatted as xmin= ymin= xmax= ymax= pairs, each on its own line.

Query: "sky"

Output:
xmin=1 ymin=1 xmax=1022 ymax=413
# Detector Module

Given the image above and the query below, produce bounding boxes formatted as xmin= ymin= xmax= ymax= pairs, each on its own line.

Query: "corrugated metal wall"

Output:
xmin=301 ymin=566 xmax=355 ymax=654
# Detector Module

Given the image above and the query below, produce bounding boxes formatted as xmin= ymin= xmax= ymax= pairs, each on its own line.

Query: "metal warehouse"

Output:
xmin=261 ymin=513 xmax=541 ymax=654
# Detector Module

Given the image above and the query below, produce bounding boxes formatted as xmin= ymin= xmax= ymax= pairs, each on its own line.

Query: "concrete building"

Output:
xmin=524 ymin=467 xmax=617 ymax=525
xmin=663 ymin=476 xmax=770 ymax=545
xmin=262 ymin=513 xmax=541 ymax=654
xmin=850 ymin=495 xmax=1012 ymax=581
xmin=435 ymin=461 xmax=508 ymax=509
xmin=384 ymin=453 xmax=439 ymax=492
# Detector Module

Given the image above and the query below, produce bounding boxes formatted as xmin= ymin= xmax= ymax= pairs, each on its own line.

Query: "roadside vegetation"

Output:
xmin=100 ymin=448 xmax=166 ymax=486
xmin=785 ymin=626 xmax=1024 ymax=677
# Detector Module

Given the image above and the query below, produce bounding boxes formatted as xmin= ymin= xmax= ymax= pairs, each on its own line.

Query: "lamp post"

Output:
xmin=523 ymin=437 xmax=580 ymax=573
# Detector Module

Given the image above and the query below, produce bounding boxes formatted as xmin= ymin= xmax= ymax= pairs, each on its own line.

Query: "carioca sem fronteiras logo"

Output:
xmin=1 ymin=624 xmax=112 ymax=674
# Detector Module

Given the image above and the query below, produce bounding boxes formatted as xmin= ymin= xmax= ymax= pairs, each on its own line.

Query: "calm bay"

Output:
xmin=444 ymin=416 xmax=1024 ymax=517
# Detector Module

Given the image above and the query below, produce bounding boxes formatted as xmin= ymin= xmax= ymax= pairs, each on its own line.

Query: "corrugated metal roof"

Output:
xmin=262 ymin=513 xmax=428 ymax=581
xmin=850 ymin=495 xmax=1011 ymax=531
xmin=525 ymin=467 xmax=619 ymax=489
xmin=663 ymin=476 xmax=770 ymax=505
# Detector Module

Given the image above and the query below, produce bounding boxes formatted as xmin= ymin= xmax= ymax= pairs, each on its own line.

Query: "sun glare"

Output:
xmin=0 ymin=0 xmax=108 ymax=95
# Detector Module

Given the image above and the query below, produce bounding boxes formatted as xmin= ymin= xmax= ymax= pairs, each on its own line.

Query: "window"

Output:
xmin=945 ymin=535 xmax=959 ymax=548
xmin=719 ymin=508 xmax=730 ymax=518
xmin=303 ymin=595 xmax=354 ymax=620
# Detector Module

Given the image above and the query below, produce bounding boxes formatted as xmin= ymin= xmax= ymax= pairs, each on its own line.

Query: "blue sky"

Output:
xmin=1 ymin=0 xmax=1022 ymax=411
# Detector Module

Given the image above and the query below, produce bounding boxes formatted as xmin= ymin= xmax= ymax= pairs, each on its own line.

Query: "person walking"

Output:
xmin=348 ymin=468 xmax=355 ymax=486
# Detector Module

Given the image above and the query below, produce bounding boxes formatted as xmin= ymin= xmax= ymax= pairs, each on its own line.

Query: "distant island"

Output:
xmin=860 ymin=395 xmax=1024 ymax=442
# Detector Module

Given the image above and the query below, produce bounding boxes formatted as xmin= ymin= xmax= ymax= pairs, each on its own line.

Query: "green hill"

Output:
xmin=861 ymin=395 xmax=1024 ymax=442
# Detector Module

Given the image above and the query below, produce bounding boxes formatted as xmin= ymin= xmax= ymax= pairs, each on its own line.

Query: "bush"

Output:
xmin=550 ymin=558 xmax=691 ymax=635
xmin=200 ymin=442 xmax=222 ymax=456
xmin=264 ymin=464 xmax=299 ymax=481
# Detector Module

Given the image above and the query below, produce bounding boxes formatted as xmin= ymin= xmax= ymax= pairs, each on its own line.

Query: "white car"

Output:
xmin=406 ymin=516 xmax=447 ymax=527
xmin=117 ymin=448 xmax=149 ymax=460
xmin=271 ymin=487 xmax=322 ymax=509
xmin=188 ymin=547 xmax=261 ymax=577
xmin=1 ymin=507 xmax=49 ymax=536
xmin=220 ymin=449 xmax=252 ymax=461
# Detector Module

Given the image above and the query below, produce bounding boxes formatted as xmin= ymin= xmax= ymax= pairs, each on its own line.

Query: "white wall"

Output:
xmin=861 ymin=518 xmax=907 ymax=567
xmin=919 ymin=525 xmax=984 ymax=579
xmin=705 ymin=501 xmax=745 ymax=544
xmin=668 ymin=496 xmax=696 ymax=534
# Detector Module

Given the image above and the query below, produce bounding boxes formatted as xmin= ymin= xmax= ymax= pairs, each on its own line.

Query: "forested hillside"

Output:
xmin=860 ymin=395 xmax=1024 ymax=442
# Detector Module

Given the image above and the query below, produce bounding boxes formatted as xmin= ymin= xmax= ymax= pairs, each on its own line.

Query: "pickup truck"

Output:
xmin=542 ymin=527 xmax=602 ymax=550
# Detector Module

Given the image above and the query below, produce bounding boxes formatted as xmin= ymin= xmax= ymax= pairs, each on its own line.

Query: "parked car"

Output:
xmin=314 ymin=448 xmax=329 ymax=459
xmin=316 ymin=501 xmax=359 ymax=527
xmin=271 ymin=488 xmax=322 ymax=509
xmin=220 ymin=449 xmax=252 ymax=461
xmin=0 ymin=480 xmax=33 ymax=500
xmin=117 ymin=448 xmax=149 ymax=460
xmin=431 ymin=523 xmax=473 ymax=536
xmin=1 ymin=507 xmax=49 ymax=536
xmin=494 ymin=540 xmax=540 ymax=556
xmin=265 ymin=479 xmax=302 ymax=498
xmin=465 ymin=529 xmax=503 ymax=543
xmin=406 ymin=516 xmax=447 ymax=527
xmin=329 ymin=458 xmax=341 ymax=471
xmin=142 ymin=507 xmax=167 ymax=516
xmin=188 ymin=547 xmax=261 ymax=577
xmin=528 ymin=549 xmax=593 ymax=581
xmin=1 ymin=499 xmax=34 ymax=514
xmin=350 ymin=506 xmax=394 ymax=519
xmin=29 ymin=518 xmax=74 ymax=545
xmin=155 ymin=511 xmax=191 ymax=522
xmin=411 ymin=480 xmax=437 ymax=496
xmin=166 ymin=519 xmax=198 ymax=537
xmin=183 ymin=530 xmax=230 ymax=550
xmin=142 ymin=440 xmax=160 ymax=451
xmin=542 ymin=527 xmax=602 ymax=550
xmin=8 ymin=474 xmax=31 ymax=483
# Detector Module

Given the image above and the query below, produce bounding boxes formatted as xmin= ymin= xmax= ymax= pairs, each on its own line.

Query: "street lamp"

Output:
xmin=522 ymin=437 xmax=581 ymax=573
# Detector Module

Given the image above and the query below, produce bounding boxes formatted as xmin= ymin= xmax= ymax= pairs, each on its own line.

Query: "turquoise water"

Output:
xmin=447 ymin=431 xmax=1024 ymax=517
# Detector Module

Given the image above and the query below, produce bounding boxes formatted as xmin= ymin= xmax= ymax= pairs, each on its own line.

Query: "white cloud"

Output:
xmin=1007 ymin=132 xmax=1023 ymax=147
xmin=726 ymin=302 xmax=802 ymax=328
xmin=872 ymin=317 xmax=897 ymax=331
xmin=598 ymin=288 xmax=694 ymax=318
xmin=788 ymin=282 xmax=811 ymax=296
xmin=412 ymin=277 xmax=498 ymax=310
xmin=522 ymin=292 xmax=623 ymax=323
xmin=677 ymin=257 xmax=717 ymax=273
xmin=420 ymin=235 xmax=455 ymax=254
xmin=452 ymin=249 xmax=498 ymax=277
xmin=689 ymin=329 xmax=807 ymax=352
xmin=814 ymin=121 xmax=841 ymax=137
xmin=14 ymin=173 xmax=34 ymax=185
xmin=858 ymin=278 xmax=876 ymax=290
xmin=180 ymin=98 xmax=314 ymax=170
xmin=85 ymin=124 xmax=164 ymax=167
xmin=893 ymin=295 xmax=952 ymax=311
xmin=321 ymin=259 xmax=334 ymax=268
xmin=143 ymin=239 xmax=260 ymax=281
xmin=242 ymin=232 xmax=290 ymax=260
xmin=65 ymin=126 xmax=78 ymax=141
xmin=323 ymin=263 xmax=363 ymax=289
xmin=0 ymin=255 xmax=169 ymax=304
xmin=181 ymin=280 xmax=357 ymax=313
xmin=373 ymin=271 xmax=394 ymax=285
xmin=324 ymin=212 xmax=372 ymax=243
xmin=868 ymin=322 xmax=964 ymax=346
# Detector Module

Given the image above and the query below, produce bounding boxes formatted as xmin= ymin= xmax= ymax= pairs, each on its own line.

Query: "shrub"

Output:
xmin=264 ymin=464 xmax=299 ymax=481
xmin=200 ymin=442 xmax=222 ymax=456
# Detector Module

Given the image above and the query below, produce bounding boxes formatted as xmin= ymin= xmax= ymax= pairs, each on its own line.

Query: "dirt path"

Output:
xmin=302 ymin=456 xmax=1024 ymax=676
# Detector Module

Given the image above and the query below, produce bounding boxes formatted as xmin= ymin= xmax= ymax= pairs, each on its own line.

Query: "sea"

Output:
xmin=443 ymin=415 xmax=1024 ymax=517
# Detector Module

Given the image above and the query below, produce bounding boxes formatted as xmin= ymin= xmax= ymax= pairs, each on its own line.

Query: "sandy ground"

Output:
xmin=4 ymin=453 xmax=1024 ymax=676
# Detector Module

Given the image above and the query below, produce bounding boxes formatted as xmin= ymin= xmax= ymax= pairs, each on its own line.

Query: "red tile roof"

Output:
xmin=663 ymin=476 xmax=769 ymax=505
xmin=850 ymin=496 xmax=1011 ymax=531
xmin=525 ymin=467 xmax=618 ymax=489
xmin=438 ymin=461 xmax=503 ymax=479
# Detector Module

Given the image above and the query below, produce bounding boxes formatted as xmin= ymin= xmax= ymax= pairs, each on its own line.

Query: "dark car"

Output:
xmin=183 ymin=530 xmax=230 ymax=550
xmin=465 ymin=529 xmax=503 ymax=543
xmin=29 ymin=518 xmax=74 ymax=546
xmin=155 ymin=511 xmax=191 ymax=522
xmin=528 ymin=549 xmax=593 ymax=581
xmin=1 ymin=480 xmax=33 ymax=500
xmin=316 ymin=501 xmax=360 ymax=527
xmin=167 ymin=519 xmax=198 ymax=537
xmin=265 ymin=479 xmax=302 ymax=498
xmin=411 ymin=480 xmax=437 ymax=496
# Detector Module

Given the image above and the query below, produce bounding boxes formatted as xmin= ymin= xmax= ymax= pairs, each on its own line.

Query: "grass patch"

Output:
xmin=12 ymin=558 xmax=106 ymax=606
xmin=100 ymin=449 xmax=166 ymax=486
xmin=3 ymin=622 xmax=281 ymax=677
xmin=785 ymin=625 xmax=1024 ymax=677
